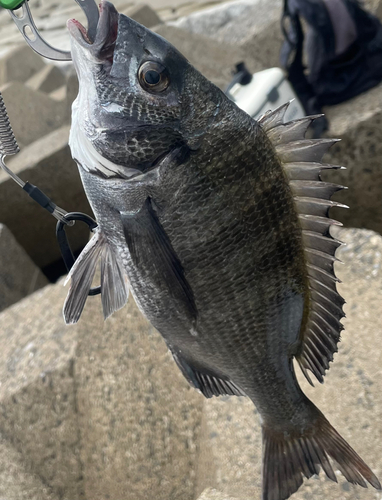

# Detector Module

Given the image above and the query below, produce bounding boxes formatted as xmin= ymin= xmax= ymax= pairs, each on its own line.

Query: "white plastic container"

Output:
xmin=227 ymin=67 xmax=305 ymax=122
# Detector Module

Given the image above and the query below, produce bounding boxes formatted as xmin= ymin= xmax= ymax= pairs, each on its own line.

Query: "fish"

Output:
xmin=65 ymin=2 xmax=381 ymax=499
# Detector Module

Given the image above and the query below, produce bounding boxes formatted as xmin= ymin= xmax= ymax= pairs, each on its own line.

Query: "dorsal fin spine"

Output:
xmin=260 ymin=102 xmax=346 ymax=384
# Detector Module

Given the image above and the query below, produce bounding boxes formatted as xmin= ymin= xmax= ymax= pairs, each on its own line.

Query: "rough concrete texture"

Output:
xmin=75 ymin=290 xmax=203 ymax=500
xmin=195 ymin=228 xmax=382 ymax=500
xmin=26 ymin=64 xmax=66 ymax=94
xmin=171 ymin=0 xmax=282 ymax=45
xmin=240 ymin=18 xmax=283 ymax=72
xmin=0 ymin=126 xmax=92 ymax=268
xmin=323 ymin=83 xmax=382 ymax=235
xmin=169 ymin=0 xmax=284 ymax=79
xmin=0 ymin=285 xmax=83 ymax=500
xmin=121 ymin=3 xmax=163 ymax=27
xmin=0 ymin=45 xmax=45 ymax=86
xmin=364 ymin=0 xmax=381 ymax=14
xmin=50 ymin=85 xmax=67 ymax=102
xmin=198 ymin=488 xmax=241 ymax=500
xmin=0 ymin=279 xmax=203 ymax=500
xmin=0 ymin=223 xmax=48 ymax=312
xmin=0 ymin=437 xmax=59 ymax=500
xmin=377 ymin=0 xmax=382 ymax=19
xmin=153 ymin=25 xmax=262 ymax=89
xmin=0 ymin=81 xmax=68 ymax=148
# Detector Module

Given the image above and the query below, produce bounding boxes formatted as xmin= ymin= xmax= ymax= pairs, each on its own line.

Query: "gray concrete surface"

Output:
xmin=0 ymin=223 xmax=48 ymax=312
xmin=0 ymin=285 xmax=83 ymax=500
xmin=324 ymin=83 xmax=382 ymax=235
xmin=0 ymin=437 xmax=59 ymax=500
xmin=171 ymin=0 xmax=282 ymax=45
xmin=0 ymin=125 xmax=92 ymax=269
xmin=0 ymin=45 xmax=45 ymax=86
xmin=121 ymin=3 xmax=163 ymax=27
xmin=0 ymin=279 xmax=204 ymax=500
xmin=26 ymin=64 xmax=66 ymax=94
xmin=198 ymin=489 xmax=241 ymax=500
xmin=0 ymin=81 xmax=68 ymax=148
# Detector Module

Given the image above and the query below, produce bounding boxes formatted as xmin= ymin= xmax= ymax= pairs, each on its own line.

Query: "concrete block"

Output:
xmin=26 ymin=64 xmax=66 ymax=94
xmin=0 ymin=81 xmax=69 ymax=148
xmin=75 ymin=289 xmax=203 ymax=500
xmin=323 ymin=83 xmax=382 ymax=235
xmin=0 ymin=285 xmax=84 ymax=500
xmin=196 ymin=397 xmax=261 ymax=499
xmin=240 ymin=18 xmax=284 ymax=71
xmin=0 ymin=126 xmax=92 ymax=268
xmin=0 ymin=7 xmax=13 ymax=28
xmin=377 ymin=0 xmax=382 ymax=19
xmin=195 ymin=229 xmax=382 ymax=500
xmin=0 ymin=45 xmax=45 ymax=86
xmin=122 ymin=4 xmax=163 ymax=28
xmin=66 ymin=67 xmax=79 ymax=108
xmin=0 ymin=223 xmax=48 ymax=312
xmin=153 ymin=25 xmax=262 ymax=90
xmin=171 ymin=0 xmax=282 ymax=45
xmin=169 ymin=1 xmax=224 ymax=20
xmin=50 ymin=85 xmax=67 ymax=101
xmin=197 ymin=489 xmax=241 ymax=500
xmin=363 ymin=0 xmax=380 ymax=14
xmin=0 ymin=437 xmax=59 ymax=500
xmin=0 ymin=278 xmax=204 ymax=500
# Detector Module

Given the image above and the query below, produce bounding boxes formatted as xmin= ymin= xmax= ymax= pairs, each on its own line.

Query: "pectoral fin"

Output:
xmin=121 ymin=197 xmax=197 ymax=322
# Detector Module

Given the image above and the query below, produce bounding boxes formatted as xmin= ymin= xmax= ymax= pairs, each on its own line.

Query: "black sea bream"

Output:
xmin=65 ymin=3 xmax=381 ymax=499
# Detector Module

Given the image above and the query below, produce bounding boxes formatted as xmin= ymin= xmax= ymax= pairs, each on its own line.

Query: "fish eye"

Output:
xmin=138 ymin=61 xmax=170 ymax=93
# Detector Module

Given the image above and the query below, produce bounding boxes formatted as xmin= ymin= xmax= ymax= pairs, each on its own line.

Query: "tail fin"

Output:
xmin=262 ymin=408 xmax=381 ymax=500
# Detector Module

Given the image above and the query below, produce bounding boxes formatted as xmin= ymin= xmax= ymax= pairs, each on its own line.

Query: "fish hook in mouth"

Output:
xmin=67 ymin=1 xmax=119 ymax=62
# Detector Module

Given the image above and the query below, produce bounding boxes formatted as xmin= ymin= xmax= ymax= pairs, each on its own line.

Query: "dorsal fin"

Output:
xmin=259 ymin=103 xmax=346 ymax=386
xmin=63 ymin=229 xmax=129 ymax=324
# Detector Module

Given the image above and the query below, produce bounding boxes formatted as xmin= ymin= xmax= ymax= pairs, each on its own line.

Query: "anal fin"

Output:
xmin=171 ymin=350 xmax=246 ymax=398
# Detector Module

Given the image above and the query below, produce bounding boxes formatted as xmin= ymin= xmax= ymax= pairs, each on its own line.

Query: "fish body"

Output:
xmin=66 ymin=3 xmax=381 ymax=499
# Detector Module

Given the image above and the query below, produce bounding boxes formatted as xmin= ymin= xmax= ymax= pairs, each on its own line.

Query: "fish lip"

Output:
xmin=67 ymin=1 xmax=118 ymax=62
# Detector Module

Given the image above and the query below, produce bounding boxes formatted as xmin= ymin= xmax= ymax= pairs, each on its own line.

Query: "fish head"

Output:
xmin=68 ymin=1 xmax=222 ymax=177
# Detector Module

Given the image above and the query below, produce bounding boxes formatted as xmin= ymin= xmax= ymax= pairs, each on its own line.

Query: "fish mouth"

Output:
xmin=67 ymin=1 xmax=119 ymax=62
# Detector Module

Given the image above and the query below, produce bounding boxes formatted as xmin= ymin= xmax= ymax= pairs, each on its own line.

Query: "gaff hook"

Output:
xmin=2 ymin=0 xmax=99 ymax=61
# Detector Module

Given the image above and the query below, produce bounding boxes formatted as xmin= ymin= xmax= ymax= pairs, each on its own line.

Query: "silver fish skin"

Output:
xmin=66 ymin=3 xmax=381 ymax=499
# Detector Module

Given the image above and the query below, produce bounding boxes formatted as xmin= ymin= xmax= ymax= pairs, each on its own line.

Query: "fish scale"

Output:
xmin=150 ymin=132 xmax=307 ymax=417
xmin=64 ymin=3 xmax=381 ymax=499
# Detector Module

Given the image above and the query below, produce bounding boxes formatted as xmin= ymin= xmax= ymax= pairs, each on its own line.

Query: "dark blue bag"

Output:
xmin=281 ymin=0 xmax=382 ymax=136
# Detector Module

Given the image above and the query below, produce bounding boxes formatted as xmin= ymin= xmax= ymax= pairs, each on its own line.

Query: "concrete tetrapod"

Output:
xmin=0 ymin=276 xmax=204 ymax=500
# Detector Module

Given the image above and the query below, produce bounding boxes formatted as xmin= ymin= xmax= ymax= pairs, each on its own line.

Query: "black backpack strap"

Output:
xmin=280 ymin=0 xmax=328 ymax=137
xmin=281 ymin=0 xmax=314 ymax=109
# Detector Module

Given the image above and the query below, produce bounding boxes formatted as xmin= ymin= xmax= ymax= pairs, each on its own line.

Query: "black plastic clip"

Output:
xmin=56 ymin=212 xmax=101 ymax=296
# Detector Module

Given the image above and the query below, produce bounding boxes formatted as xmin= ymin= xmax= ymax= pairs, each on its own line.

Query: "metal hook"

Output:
xmin=7 ymin=0 xmax=100 ymax=61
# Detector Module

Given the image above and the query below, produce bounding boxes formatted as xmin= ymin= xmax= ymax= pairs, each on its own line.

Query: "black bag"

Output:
xmin=281 ymin=0 xmax=382 ymax=136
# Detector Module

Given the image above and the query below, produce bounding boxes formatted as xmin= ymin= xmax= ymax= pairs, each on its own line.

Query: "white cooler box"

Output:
xmin=226 ymin=67 xmax=305 ymax=122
